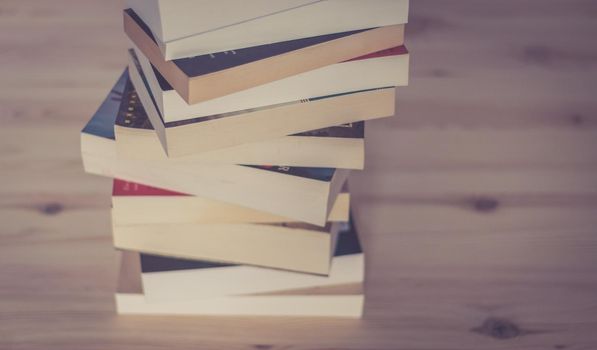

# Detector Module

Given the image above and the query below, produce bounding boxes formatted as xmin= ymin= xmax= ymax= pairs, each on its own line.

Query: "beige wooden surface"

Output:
xmin=1 ymin=0 xmax=597 ymax=349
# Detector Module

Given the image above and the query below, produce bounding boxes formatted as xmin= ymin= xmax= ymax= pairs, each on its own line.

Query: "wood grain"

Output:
xmin=1 ymin=0 xmax=597 ymax=349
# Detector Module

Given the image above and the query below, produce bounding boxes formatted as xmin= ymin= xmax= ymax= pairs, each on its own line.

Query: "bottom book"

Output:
xmin=116 ymin=284 xmax=363 ymax=318
xmin=115 ymin=221 xmax=365 ymax=318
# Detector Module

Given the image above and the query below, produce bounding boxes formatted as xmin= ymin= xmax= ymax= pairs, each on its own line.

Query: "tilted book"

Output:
xmin=114 ymin=76 xmax=366 ymax=169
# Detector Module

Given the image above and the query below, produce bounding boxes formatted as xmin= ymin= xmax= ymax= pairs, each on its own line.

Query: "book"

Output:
xmin=116 ymin=250 xmax=363 ymax=317
xmin=124 ymin=8 xmax=405 ymax=104
xmin=133 ymin=43 xmax=409 ymax=123
xmin=124 ymin=0 xmax=409 ymax=60
xmin=114 ymin=76 xmax=365 ymax=169
xmin=113 ymin=221 xmax=342 ymax=275
xmin=81 ymin=71 xmax=349 ymax=226
xmin=127 ymin=48 xmax=395 ymax=157
xmin=111 ymin=179 xmax=350 ymax=225
xmin=139 ymin=220 xmax=363 ymax=301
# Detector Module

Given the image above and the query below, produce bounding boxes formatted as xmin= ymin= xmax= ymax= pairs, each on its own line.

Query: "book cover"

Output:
xmin=246 ymin=165 xmax=334 ymax=182
xmin=81 ymin=70 xmax=128 ymax=140
xmin=115 ymin=79 xmax=153 ymax=130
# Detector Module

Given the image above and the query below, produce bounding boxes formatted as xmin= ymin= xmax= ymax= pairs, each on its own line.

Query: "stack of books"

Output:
xmin=81 ymin=0 xmax=410 ymax=318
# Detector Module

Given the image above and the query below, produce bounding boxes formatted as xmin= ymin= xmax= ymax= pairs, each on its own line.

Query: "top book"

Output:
xmin=125 ymin=0 xmax=410 ymax=60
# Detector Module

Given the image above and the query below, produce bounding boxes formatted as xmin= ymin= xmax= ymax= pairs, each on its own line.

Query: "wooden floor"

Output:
xmin=1 ymin=0 xmax=597 ymax=349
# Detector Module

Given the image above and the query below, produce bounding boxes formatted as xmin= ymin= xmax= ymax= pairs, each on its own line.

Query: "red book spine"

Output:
xmin=345 ymin=45 xmax=408 ymax=63
xmin=112 ymin=179 xmax=187 ymax=196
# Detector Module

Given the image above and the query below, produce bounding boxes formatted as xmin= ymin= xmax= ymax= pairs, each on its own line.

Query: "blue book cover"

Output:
xmin=81 ymin=70 xmax=128 ymax=140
